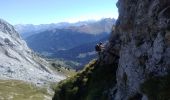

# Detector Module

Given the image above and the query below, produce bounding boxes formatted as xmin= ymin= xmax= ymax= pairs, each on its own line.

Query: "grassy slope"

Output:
xmin=48 ymin=60 xmax=77 ymax=77
xmin=53 ymin=59 xmax=118 ymax=100
xmin=0 ymin=80 xmax=51 ymax=100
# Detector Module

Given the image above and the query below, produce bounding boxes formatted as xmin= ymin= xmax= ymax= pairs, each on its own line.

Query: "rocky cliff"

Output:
xmin=107 ymin=0 xmax=170 ymax=99
xmin=53 ymin=0 xmax=170 ymax=100
xmin=0 ymin=19 xmax=65 ymax=85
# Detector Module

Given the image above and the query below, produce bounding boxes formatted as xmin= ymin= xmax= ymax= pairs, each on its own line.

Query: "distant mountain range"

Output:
xmin=26 ymin=29 xmax=107 ymax=54
xmin=62 ymin=18 xmax=115 ymax=34
xmin=15 ymin=18 xmax=116 ymax=38
xmin=15 ymin=18 xmax=116 ymax=69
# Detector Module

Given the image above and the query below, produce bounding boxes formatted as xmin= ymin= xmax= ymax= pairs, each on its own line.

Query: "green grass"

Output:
xmin=57 ymin=67 xmax=77 ymax=77
xmin=0 ymin=80 xmax=51 ymax=100
xmin=53 ymin=59 xmax=118 ymax=100
xmin=141 ymin=73 xmax=170 ymax=100
xmin=48 ymin=59 xmax=77 ymax=77
xmin=50 ymin=62 xmax=77 ymax=77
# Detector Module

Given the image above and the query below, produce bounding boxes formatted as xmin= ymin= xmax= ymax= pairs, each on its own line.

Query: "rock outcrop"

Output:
xmin=104 ymin=0 xmax=170 ymax=99
xmin=0 ymin=19 xmax=65 ymax=85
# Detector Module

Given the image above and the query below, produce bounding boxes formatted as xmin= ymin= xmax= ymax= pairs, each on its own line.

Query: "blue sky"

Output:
xmin=0 ymin=0 xmax=118 ymax=25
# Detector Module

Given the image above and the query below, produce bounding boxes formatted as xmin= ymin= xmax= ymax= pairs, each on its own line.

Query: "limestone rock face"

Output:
xmin=103 ymin=0 xmax=170 ymax=99
xmin=0 ymin=19 xmax=65 ymax=85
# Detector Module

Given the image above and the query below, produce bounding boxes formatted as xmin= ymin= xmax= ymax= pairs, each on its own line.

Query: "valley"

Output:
xmin=15 ymin=18 xmax=115 ymax=70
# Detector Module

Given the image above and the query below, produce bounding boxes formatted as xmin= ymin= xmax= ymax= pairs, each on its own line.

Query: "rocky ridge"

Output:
xmin=0 ymin=19 xmax=65 ymax=85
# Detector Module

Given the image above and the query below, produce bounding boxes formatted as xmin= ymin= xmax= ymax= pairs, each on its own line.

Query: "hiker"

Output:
xmin=95 ymin=44 xmax=101 ymax=53
xmin=95 ymin=42 xmax=105 ymax=60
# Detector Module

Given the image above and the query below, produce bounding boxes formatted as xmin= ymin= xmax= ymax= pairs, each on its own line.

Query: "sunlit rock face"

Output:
xmin=0 ymin=19 xmax=65 ymax=85
xmin=102 ymin=0 xmax=170 ymax=99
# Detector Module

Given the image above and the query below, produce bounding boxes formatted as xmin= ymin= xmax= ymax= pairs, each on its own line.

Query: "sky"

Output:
xmin=0 ymin=0 xmax=118 ymax=25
